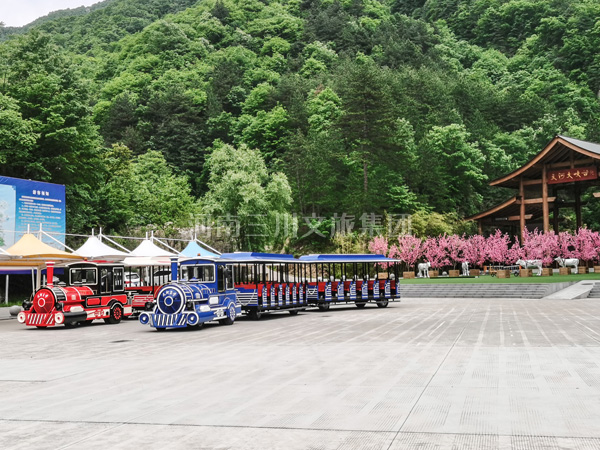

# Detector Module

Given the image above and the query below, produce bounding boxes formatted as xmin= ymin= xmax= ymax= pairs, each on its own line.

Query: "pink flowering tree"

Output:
xmin=522 ymin=228 xmax=558 ymax=267
xmin=395 ymin=235 xmax=423 ymax=271
xmin=485 ymin=229 xmax=510 ymax=265
xmin=463 ymin=234 xmax=487 ymax=268
xmin=445 ymin=234 xmax=466 ymax=269
xmin=506 ymin=238 xmax=524 ymax=264
xmin=557 ymin=231 xmax=575 ymax=259
xmin=368 ymin=236 xmax=392 ymax=269
xmin=573 ymin=228 xmax=598 ymax=265
xmin=591 ymin=231 xmax=600 ymax=265
xmin=422 ymin=235 xmax=450 ymax=270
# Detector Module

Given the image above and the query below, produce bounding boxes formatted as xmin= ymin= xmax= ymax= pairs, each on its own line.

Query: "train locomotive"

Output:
xmin=18 ymin=261 xmax=133 ymax=328
xmin=138 ymin=257 xmax=241 ymax=331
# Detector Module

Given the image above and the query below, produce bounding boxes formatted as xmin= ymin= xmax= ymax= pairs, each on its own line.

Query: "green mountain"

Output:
xmin=1 ymin=0 xmax=600 ymax=247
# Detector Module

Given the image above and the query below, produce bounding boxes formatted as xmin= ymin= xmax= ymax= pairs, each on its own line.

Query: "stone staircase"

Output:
xmin=399 ymin=282 xmax=575 ymax=299
xmin=586 ymin=283 xmax=600 ymax=298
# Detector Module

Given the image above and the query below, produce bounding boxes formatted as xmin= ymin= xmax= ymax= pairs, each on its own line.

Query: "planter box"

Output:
xmin=594 ymin=265 xmax=600 ymax=273
xmin=541 ymin=268 xmax=553 ymax=276
xmin=429 ymin=270 xmax=439 ymax=278
xmin=470 ymin=269 xmax=480 ymax=277
xmin=520 ymin=269 xmax=533 ymax=277
xmin=378 ymin=272 xmax=388 ymax=279
xmin=448 ymin=270 xmax=460 ymax=278
xmin=403 ymin=271 xmax=415 ymax=279
xmin=559 ymin=267 xmax=571 ymax=275
xmin=578 ymin=267 xmax=588 ymax=274
xmin=496 ymin=269 xmax=510 ymax=278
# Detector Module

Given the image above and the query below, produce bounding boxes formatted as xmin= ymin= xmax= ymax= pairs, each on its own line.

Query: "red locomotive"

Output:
xmin=18 ymin=261 xmax=133 ymax=328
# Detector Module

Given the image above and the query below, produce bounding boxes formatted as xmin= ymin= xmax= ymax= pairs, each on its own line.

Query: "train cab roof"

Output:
xmin=298 ymin=254 xmax=399 ymax=263
xmin=65 ymin=261 xmax=125 ymax=269
xmin=180 ymin=256 xmax=232 ymax=265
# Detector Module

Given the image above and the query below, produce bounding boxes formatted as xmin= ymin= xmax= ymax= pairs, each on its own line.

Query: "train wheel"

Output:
xmin=156 ymin=327 xmax=166 ymax=332
xmin=318 ymin=303 xmax=330 ymax=311
xmin=105 ymin=304 xmax=123 ymax=324
xmin=289 ymin=310 xmax=299 ymax=316
xmin=80 ymin=320 xmax=93 ymax=326
xmin=64 ymin=322 xmax=79 ymax=328
xmin=249 ymin=307 xmax=262 ymax=320
xmin=355 ymin=302 xmax=366 ymax=309
xmin=377 ymin=300 xmax=389 ymax=308
xmin=219 ymin=304 xmax=236 ymax=325
xmin=188 ymin=323 xmax=203 ymax=330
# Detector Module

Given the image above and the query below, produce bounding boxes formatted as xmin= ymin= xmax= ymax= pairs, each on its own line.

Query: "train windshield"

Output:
xmin=182 ymin=264 xmax=215 ymax=282
xmin=70 ymin=268 xmax=97 ymax=286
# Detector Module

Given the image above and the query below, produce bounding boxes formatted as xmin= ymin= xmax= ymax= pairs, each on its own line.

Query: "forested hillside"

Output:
xmin=1 ymin=0 xmax=600 ymax=250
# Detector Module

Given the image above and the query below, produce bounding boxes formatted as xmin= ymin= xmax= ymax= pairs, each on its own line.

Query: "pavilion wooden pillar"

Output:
xmin=519 ymin=176 xmax=526 ymax=241
xmin=552 ymin=187 xmax=560 ymax=233
xmin=477 ymin=221 xmax=483 ymax=235
xmin=575 ymin=184 xmax=582 ymax=229
xmin=542 ymin=164 xmax=550 ymax=232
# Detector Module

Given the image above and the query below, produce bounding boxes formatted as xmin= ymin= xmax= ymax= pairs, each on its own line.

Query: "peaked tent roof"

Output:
xmin=128 ymin=239 xmax=175 ymax=258
xmin=75 ymin=236 xmax=130 ymax=260
xmin=123 ymin=239 xmax=176 ymax=267
xmin=5 ymin=233 xmax=80 ymax=260
xmin=181 ymin=241 xmax=220 ymax=258
xmin=490 ymin=135 xmax=600 ymax=188
xmin=2 ymin=233 xmax=81 ymax=265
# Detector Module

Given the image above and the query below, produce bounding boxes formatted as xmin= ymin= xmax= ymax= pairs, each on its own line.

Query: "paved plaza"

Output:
xmin=1 ymin=297 xmax=600 ymax=449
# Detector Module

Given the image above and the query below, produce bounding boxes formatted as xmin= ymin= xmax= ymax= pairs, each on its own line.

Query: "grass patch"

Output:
xmin=0 ymin=301 xmax=25 ymax=308
xmin=400 ymin=273 xmax=600 ymax=284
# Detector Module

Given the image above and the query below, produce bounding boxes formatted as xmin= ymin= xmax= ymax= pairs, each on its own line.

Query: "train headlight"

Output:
xmin=200 ymin=305 xmax=210 ymax=312
xmin=187 ymin=313 xmax=200 ymax=326
xmin=139 ymin=313 xmax=150 ymax=325
xmin=17 ymin=312 xmax=26 ymax=323
xmin=55 ymin=312 xmax=64 ymax=324
xmin=209 ymin=296 xmax=219 ymax=305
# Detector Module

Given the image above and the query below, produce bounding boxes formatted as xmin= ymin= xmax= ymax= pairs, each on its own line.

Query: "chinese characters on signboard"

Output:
xmin=547 ymin=166 xmax=598 ymax=185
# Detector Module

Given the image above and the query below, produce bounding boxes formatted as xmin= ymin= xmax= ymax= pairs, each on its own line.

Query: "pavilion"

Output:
xmin=468 ymin=135 xmax=600 ymax=237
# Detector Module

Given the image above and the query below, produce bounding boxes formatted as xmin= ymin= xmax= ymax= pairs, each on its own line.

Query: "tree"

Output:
xmin=0 ymin=31 xmax=104 ymax=232
xmin=335 ymin=57 xmax=397 ymax=208
xmin=129 ymin=150 xmax=196 ymax=231
xmin=392 ymin=235 xmax=422 ymax=271
xmin=202 ymin=141 xmax=294 ymax=250
xmin=422 ymin=235 xmax=449 ymax=269
xmin=486 ymin=229 xmax=510 ymax=265
xmin=418 ymin=124 xmax=487 ymax=216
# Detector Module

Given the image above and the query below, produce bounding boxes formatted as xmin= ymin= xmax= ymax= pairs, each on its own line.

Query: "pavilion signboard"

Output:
xmin=547 ymin=166 xmax=598 ymax=185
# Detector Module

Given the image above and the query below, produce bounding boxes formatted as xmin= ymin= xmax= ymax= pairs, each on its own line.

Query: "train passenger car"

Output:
xmin=18 ymin=261 xmax=133 ymax=328
xmin=138 ymin=257 xmax=241 ymax=331
xmin=221 ymin=252 xmax=308 ymax=319
xmin=124 ymin=263 xmax=172 ymax=313
xmin=298 ymin=254 xmax=400 ymax=311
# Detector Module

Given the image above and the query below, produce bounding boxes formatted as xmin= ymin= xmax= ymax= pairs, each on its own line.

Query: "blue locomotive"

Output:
xmin=138 ymin=257 xmax=241 ymax=331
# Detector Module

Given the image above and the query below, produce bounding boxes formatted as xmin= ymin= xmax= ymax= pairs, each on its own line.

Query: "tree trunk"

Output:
xmin=363 ymin=159 xmax=368 ymax=197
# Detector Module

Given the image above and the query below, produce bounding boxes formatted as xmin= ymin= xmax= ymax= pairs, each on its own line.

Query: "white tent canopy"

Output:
xmin=75 ymin=236 xmax=130 ymax=260
xmin=123 ymin=239 xmax=177 ymax=267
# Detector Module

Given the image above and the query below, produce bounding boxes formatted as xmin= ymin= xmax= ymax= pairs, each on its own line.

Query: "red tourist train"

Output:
xmin=18 ymin=261 xmax=133 ymax=328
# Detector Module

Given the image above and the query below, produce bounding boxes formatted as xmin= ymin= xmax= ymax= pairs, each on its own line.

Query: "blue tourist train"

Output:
xmin=139 ymin=252 xmax=401 ymax=331
xmin=138 ymin=257 xmax=241 ymax=331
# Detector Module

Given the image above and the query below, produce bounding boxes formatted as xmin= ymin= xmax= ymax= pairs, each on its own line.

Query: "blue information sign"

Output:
xmin=0 ymin=176 xmax=66 ymax=250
